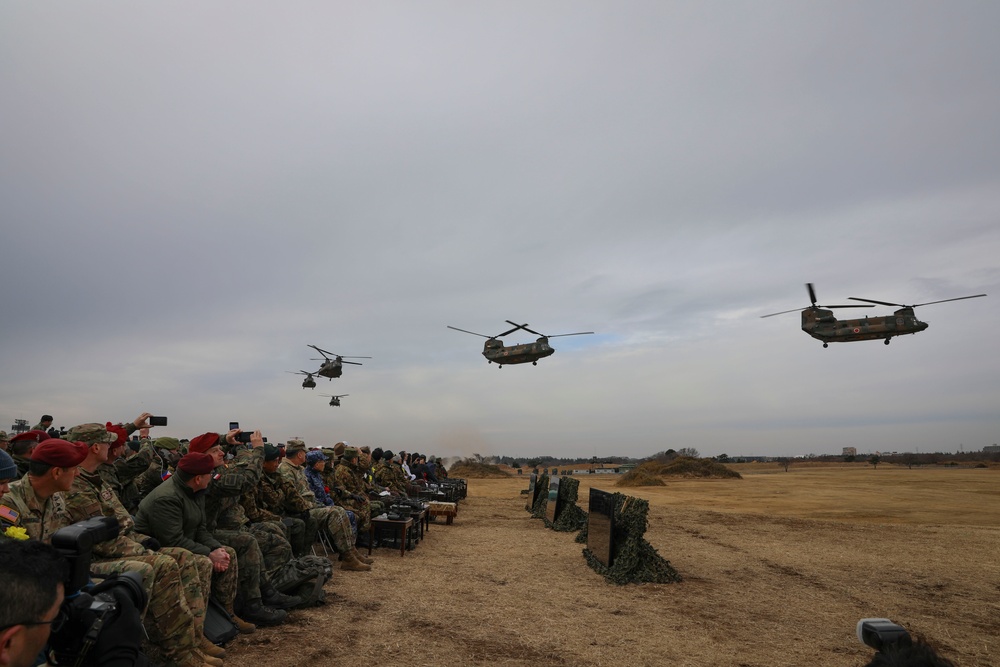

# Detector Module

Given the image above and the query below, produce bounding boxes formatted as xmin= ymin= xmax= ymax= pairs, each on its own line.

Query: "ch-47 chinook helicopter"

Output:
xmin=447 ymin=320 xmax=594 ymax=367
xmin=761 ymin=283 xmax=987 ymax=347
xmin=307 ymin=345 xmax=371 ymax=379
xmin=319 ymin=394 xmax=348 ymax=407
xmin=287 ymin=371 xmax=317 ymax=389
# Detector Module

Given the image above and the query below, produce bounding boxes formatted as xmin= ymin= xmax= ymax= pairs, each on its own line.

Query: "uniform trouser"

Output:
xmin=280 ymin=516 xmax=309 ymax=558
xmin=339 ymin=497 xmax=371 ymax=534
xmin=308 ymin=505 xmax=354 ymax=554
xmin=247 ymin=521 xmax=293 ymax=580
xmin=91 ymin=552 xmax=199 ymax=662
xmin=209 ymin=546 xmax=240 ymax=609
xmin=213 ymin=529 xmax=263 ymax=603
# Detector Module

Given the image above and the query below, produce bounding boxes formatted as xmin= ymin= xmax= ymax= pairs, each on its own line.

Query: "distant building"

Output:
xmin=984 ymin=444 xmax=1000 ymax=453
xmin=842 ymin=447 xmax=857 ymax=457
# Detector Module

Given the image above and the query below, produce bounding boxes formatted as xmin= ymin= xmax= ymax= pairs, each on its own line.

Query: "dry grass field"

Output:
xmin=227 ymin=465 xmax=999 ymax=667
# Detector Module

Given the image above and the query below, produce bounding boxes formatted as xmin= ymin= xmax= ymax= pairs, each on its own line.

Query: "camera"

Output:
xmin=229 ymin=421 xmax=239 ymax=431
xmin=47 ymin=517 xmax=149 ymax=666
xmin=148 ymin=416 xmax=168 ymax=427
xmin=236 ymin=431 xmax=253 ymax=444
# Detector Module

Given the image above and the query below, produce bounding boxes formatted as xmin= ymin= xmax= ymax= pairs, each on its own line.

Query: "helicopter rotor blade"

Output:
xmin=807 ymin=283 xmax=818 ymax=307
xmin=760 ymin=308 xmax=807 ymax=318
xmin=501 ymin=321 xmax=532 ymax=337
xmin=848 ymin=297 xmax=906 ymax=307
xmin=341 ymin=360 xmax=363 ymax=366
xmin=910 ymin=293 xmax=987 ymax=307
xmin=307 ymin=345 xmax=334 ymax=359
xmin=447 ymin=325 xmax=492 ymax=338
xmin=547 ymin=331 xmax=595 ymax=338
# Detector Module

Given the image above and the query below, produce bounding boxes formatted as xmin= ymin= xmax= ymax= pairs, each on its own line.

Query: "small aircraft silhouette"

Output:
xmin=762 ymin=283 xmax=986 ymax=347
xmin=319 ymin=394 xmax=348 ymax=407
xmin=307 ymin=345 xmax=371 ymax=379
xmin=447 ymin=320 xmax=594 ymax=367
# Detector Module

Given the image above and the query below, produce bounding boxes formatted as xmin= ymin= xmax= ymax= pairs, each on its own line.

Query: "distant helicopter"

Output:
xmin=447 ymin=320 xmax=594 ymax=367
xmin=320 ymin=394 xmax=348 ymax=407
xmin=287 ymin=371 xmax=317 ymax=389
xmin=761 ymin=283 xmax=986 ymax=347
xmin=307 ymin=344 xmax=371 ymax=379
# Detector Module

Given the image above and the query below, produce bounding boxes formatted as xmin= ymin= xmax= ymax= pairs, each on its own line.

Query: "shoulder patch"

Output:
xmin=0 ymin=505 xmax=20 ymax=524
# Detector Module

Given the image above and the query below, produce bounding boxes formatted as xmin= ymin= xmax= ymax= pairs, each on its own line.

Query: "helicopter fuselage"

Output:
xmin=803 ymin=307 xmax=927 ymax=344
xmin=482 ymin=337 xmax=555 ymax=365
xmin=316 ymin=360 xmax=343 ymax=379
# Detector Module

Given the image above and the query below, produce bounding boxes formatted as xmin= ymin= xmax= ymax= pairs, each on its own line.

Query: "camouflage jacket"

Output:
xmin=206 ymin=446 xmax=265 ymax=531
xmin=13 ymin=455 xmax=31 ymax=480
xmin=374 ymin=460 xmax=408 ymax=496
xmin=277 ymin=459 xmax=316 ymax=504
xmin=239 ymin=476 xmax=283 ymax=524
xmin=333 ymin=461 xmax=367 ymax=511
xmin=63 ymin=469 xmax=150 ymax=559
xmin=113 ymin=440 xmax=157 ymax=488
xmin=0 ymin=477 xmax=69 ymax=542
xmin=261 ymin=469 xmax=313 ymax=517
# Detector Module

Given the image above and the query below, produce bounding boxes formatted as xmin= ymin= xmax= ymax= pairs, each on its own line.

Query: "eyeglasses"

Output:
xmin=0 ymin=609 xmax=66 ymax=634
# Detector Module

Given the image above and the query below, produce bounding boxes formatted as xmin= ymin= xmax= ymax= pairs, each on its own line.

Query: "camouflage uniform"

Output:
xmin=276 ymin=459 xmax=356 ymax=555
xmin=374 ymin=460 xmax=409 ymax=497
xmin=134 ymin=473 xmax=240 ymax=609
xmin=12 ymin=454 xmax=31 ymax=480
xmin=249 ymin=472 xmax=310 ymax=557
xmin=333 ymin=454 xmax=372 ymax=532
xmin=63 ymin=467 xmax=209 ymax=663
xmin=0 ymin=476 xmax=68 ymax=542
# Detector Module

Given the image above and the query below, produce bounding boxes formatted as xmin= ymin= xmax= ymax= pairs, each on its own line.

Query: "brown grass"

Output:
xmin=226 ymin=466 xmax=1000 ymax=667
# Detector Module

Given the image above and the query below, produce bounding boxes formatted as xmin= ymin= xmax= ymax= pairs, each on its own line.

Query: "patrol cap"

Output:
xmin=285 ymin=440 xmax=306 ymax=456
xmin=31 ymin=439 xmax=89 ymax=467
xmin=359 ymin=445 xmax=370 ymax=454
xmin=263 ymin=444 xmax=282 ymax=461
xmin=177 ymin=452 xmax=216 ymax=475
xmin=0 ymin=449 xmax=16 ymax=481
xmin=66 ymin=423 xmax=117 ymax=445
xmin=305 ymin=450 xmax=329 ymax=466
xmin=189 ymin=432 xmax=220 ymax=454
xmin=154 ymin=437 xmax=181 ymax=451
xmin=343 ymin=447 xmax=359 ymax=460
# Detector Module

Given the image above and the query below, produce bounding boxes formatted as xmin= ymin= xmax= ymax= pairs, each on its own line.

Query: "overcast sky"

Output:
xmin=2 ymin=2 xmax=998 ymax=460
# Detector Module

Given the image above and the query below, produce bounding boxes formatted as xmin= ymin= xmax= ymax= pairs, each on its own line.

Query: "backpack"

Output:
xmin=203 ymin=596 xmax=240 ymax=646
xmin=271 ymin=555 xmax=332 ymax=607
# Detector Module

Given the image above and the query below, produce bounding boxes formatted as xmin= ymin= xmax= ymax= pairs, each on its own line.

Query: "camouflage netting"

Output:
xmin=529 ymin=474 xmax=550 ymax=518
xmin=577 ymin=492 xmax=682 ymax=585
xmin=543 ymin=476 xmax=588 ymax=532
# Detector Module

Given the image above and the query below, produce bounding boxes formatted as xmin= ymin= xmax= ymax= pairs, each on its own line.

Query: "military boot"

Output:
xmin=175 ymin=650 xmax=216 ymax=667
xmin=239 ymin=599 xmax=288 ymax=627
xmin=224 ymin=604 xmax=256 ymax=634
xmin=194 ymin=650 xmax=225 ymax=667
xmin=340 ymin=553 xmax=372 ymax=571
xmin=200 ymin=637 xmax=226 ymax=659
xmin=261 ymin=584 xmax=303 ymax=610
xmin=353 ymin=548 xmax=375 ymax=565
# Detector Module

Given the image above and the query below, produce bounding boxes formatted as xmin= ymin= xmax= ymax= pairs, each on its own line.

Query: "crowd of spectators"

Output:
xmin=0 ymin=413 xmax=447 ymax=667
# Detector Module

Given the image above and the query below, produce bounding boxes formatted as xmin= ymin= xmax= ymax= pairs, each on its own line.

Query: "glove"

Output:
xmin=140 ymin=537 xmax=160 ymax=551
xmin=352 ymin=494 xmax=366 ymax=503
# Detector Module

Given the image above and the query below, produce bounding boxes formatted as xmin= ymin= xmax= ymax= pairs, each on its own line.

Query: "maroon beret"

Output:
xmin=31 ymin=439 xmax=89 ymax=467
xmin=188 ymin=432 xmax=220 ymax=454
xmin=177 ymin=452 xmax=217 ymax=475
xmin=10 ymin=430 xmax=50 ymax=444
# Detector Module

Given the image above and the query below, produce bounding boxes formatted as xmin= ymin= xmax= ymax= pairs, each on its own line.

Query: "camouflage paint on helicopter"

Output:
xmin=448 ymin=320 xmax=594 ymax=367
xmin=763 ymin=283 xmax=986 ymax=347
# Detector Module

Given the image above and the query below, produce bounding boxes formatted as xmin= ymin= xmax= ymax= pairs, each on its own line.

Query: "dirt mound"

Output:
xmin=617 ymin=457 xmax=741 ymax=486
xmin=447 ymin=460 xmax=512 ymax=478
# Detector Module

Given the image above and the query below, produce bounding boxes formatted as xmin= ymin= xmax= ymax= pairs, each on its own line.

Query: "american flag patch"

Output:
xmin=0 ymin=506 xmax=20 ymax=524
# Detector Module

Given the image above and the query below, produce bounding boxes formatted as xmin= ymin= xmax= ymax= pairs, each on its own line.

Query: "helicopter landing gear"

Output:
xmin=532 ymin=361 xmax=537 ymax=365
xmin=823 ymin=343 xmax=828 ymax=348
xmin=884 ymin=338 xmax=891 ymax=345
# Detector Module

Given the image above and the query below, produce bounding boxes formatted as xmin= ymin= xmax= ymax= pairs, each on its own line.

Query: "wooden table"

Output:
xmin=427 ymin=501 xmax=458 ymax=525
xmin=369 ymin=517 xmax=414 ymax=557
